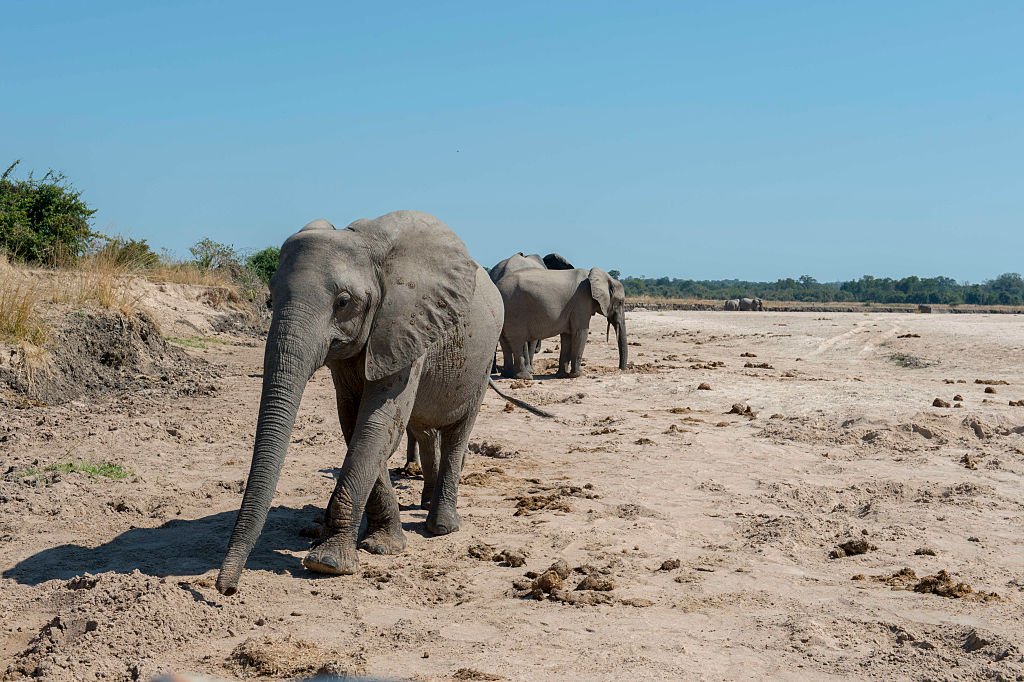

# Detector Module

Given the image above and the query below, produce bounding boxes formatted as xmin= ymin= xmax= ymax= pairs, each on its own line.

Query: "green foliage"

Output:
xmin=93 ymin=235 xmax=160 ymax=268
xmin=189 ymin=237 xmax=237 ymax=270
xmin=246 ymin=246 xmax=280 ymax=284
xmin=0 ymin=160 xmax=97 ymax=263
xmin=608 ymin=269 xmax=621 ymax=280
xmin=622 ymin=273 xmax=1024 ymax=306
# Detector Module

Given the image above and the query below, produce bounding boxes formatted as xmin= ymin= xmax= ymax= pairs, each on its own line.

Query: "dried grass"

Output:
xmin=0 ymin=256 xmax=49 ymax=345
xmin=46 ymin=250 xmax=141 ymax=313
xmin=146 ymin=262 xmax=234 ymax=287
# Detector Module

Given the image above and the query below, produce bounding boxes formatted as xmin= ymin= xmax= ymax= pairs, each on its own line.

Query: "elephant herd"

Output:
xmin=216 ymin=211 xmax=628 ymax=595
xmin=725 ymin=297 xmax=764 ymax=311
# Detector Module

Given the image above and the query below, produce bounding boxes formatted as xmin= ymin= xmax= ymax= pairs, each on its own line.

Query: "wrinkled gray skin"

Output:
xmin=724 ymin=299 xmax=740 ymax=311
xmin=497 ymin=267 xmax=627 ymax=379
xmin=739 ymin=297 xmax=764 ymax=311
xmin=216 ymin=211 xmax=502 ymax=596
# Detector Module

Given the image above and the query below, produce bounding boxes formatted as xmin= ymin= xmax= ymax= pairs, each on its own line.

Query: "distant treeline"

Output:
xmin=615 ymin=272 xmax=1024 ymax=306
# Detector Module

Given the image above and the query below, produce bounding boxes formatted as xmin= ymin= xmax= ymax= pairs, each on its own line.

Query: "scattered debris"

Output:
xmin=727 ymin=403 xmax=757 ymax=419
xmin=829 ymin=538 xmax=876 ymax=559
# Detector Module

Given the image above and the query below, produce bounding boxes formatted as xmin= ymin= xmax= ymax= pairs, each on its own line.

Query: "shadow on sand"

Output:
xmin=2 ymin=504 xmax=322 ymax=586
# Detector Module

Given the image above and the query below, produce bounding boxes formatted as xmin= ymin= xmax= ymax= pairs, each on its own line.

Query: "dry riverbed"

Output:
xmin=2 ymin=302 xmax=1023 ymax=680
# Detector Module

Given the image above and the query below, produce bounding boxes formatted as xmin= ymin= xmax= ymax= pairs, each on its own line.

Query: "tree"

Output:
xmin=189 ymin=238 xmax=238 ymax=270
xmin=608 ymin=269 xmax=621 ymax=280
xmin=246 ymin=246 xmax=281 ymax=284
xmin=0 ymin=160 xmax=97 ymax=263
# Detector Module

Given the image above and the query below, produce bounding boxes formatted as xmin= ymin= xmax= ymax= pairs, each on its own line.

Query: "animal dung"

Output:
xmin=932 ymin=398 xmax=951 ymax=408
xmin=697 ymin=383 xmax=711 ymax=390
xmin=984 ymin=386 xmax=996 ymax=394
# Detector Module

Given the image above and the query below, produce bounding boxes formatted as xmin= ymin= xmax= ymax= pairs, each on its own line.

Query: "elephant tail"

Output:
xmin=488 ymin=377 xmax=556 ymax=418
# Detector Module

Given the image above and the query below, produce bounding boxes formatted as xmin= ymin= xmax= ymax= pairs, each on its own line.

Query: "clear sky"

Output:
xmin=3 ymin=1 xmax=1021 ymax=282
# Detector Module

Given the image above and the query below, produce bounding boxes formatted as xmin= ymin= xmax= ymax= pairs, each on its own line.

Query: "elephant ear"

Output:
xmin=587 ymin=268 xmax=612 ymax=317
xmin=351 ymin=211 xmax=478 ymax=382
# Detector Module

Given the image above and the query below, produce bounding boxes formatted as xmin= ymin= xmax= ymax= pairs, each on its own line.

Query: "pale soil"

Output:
xmin=2 ymin=303 xmax=1023 ymax=681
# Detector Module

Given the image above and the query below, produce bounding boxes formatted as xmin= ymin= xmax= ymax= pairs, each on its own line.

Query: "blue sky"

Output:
xmin=3 ymin=1 xmax=1021 ymax=282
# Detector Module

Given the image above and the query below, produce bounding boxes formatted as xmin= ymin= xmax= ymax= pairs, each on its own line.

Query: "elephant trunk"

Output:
xmin=613 ymin=311 xmax=628 ymax=371
xmin=216 ymin=317 xmax=321 ymax=596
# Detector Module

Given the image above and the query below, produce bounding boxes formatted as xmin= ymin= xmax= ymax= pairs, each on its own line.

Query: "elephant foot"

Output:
xmin=567 ymin=369 xmax=583 ymax=378
xmin=419 ymin=489 xmax=434 ymax=509
xmin=359 ymin=524 xmax=407 ymax=555
xmin=303 ymin=534 xmax=360 ymax=575
xmin=425 ymin=507 xmax=462 ymax=536
xmin=511 ymin=370 xmax=532 ymax=380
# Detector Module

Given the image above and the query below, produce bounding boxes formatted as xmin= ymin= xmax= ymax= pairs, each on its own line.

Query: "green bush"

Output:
xmin=189 ymin=237 xmax=238 ymax=270
xmin=93 ymin=236 xmax=160 ymax=269
xmin=0 ymin=160 xmax=97 ymax=263
xmin=246 ymin=246 xmax=280 ymax=284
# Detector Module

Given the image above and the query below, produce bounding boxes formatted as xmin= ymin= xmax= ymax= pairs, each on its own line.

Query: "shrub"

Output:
xmin=189 ymin=237 xmax=238 ymax=270
xmin=94 ymin=236 xmax=160 ymax=269
xmin=0 ymin=160 xmax=97 ymax=263
xmin=246 ymin=246 xmax=280 ymax=284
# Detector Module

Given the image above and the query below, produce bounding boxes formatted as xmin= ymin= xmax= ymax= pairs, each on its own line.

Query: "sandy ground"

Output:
xmin=2 ymin=306 xmax=1023 ymax=681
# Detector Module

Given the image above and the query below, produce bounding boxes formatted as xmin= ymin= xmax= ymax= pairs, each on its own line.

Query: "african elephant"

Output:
xmin=216 ymin=211 xmax=506 ymax=595
xmin=724 ymin=299 xmax=739 ymax=311
xmin=496 ymin=267 xmax=627 ymax=379
xmin=487 ymin=252 xmax=576 ymax=374
xmin=738 ymin=297 xmax=764 ymax=311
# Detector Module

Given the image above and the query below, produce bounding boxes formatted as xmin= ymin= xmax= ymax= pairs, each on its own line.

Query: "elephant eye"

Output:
xmin=335 ymin=292 xmax=352 ymax=310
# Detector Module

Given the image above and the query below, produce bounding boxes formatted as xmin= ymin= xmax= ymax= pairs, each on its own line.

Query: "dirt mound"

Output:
xmin=0 ymin=309 xmax=216 ymax=405
xmin=3 ymin=571 xmax=258 ymax=681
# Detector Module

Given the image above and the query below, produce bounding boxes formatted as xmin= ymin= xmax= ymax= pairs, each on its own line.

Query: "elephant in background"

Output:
xmin=496 ymin=267 xmax=627 ymax=379
xmin=724 ymin=299 xmax=740 ymax=311
xmin=487 ymin=251 xmax=576 ymax=374
xmin=216 ymin=211 xmax=504 ymax=595
xmin=739 ymin=297 xmax=764 ymax=311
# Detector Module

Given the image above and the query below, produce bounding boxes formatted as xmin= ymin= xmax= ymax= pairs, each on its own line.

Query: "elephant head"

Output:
xmin=587 ymin=268 xmax=628 ymax=371
xmin=216 ymin=210 xmax=478 ymax=596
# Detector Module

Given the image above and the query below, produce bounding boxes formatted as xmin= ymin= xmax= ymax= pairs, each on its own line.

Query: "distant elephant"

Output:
xmin=487 ymin=251 xmax=576 ymax=374
xmin=725 ymin=299 xmax=740 ymax=311
xmin=496 ymin=267 xmax=627 ymax=379
xmin=542 ymin=253 xmax=574 ymax=270
xmin=488 ymin=253 xmax=547 ymax=283
xmin=739 ymin=297 xmax=764 ymax=311
xmin=217 ymin=211 xmax=525 ymax=595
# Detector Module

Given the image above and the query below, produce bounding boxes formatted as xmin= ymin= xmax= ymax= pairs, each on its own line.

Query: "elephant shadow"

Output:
xmin=2 ymin=504 xmax=321 ymax=586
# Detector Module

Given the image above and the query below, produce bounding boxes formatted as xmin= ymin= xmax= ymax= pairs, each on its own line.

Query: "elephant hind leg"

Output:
xmin=409 ymin=425 xmax=440 ymax=509
xmin=425 ymin=405 xmax=482 ymax=536
xmin=556 ymin=333 xmax=572 ymax=377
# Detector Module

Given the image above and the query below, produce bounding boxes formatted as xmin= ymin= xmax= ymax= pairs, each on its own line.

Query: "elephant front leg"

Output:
xmin=358 ymin=460 xmax=407 ymax=555
xmin=568 ymin=328 xmax=588 ymax=377
xmin=304 ymin=363 xmax=422 ymax=575
xmin=556 ymin=333 xmax=572 ymax=377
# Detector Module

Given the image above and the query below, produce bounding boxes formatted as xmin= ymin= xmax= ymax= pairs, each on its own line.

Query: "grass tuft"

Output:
xmin=20 ymin=460 xmax=132 ymax=480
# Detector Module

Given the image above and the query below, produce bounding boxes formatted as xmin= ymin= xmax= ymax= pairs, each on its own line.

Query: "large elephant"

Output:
xmin=216 ymin=211 xmax=506 ymax=596
xmin=496 ymin=267 xmax=627 ymax=379
xmin=724 ymin=299 xmax=739 ymax=311
xmin=739 ymin=297 xmax=764 ymax=311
